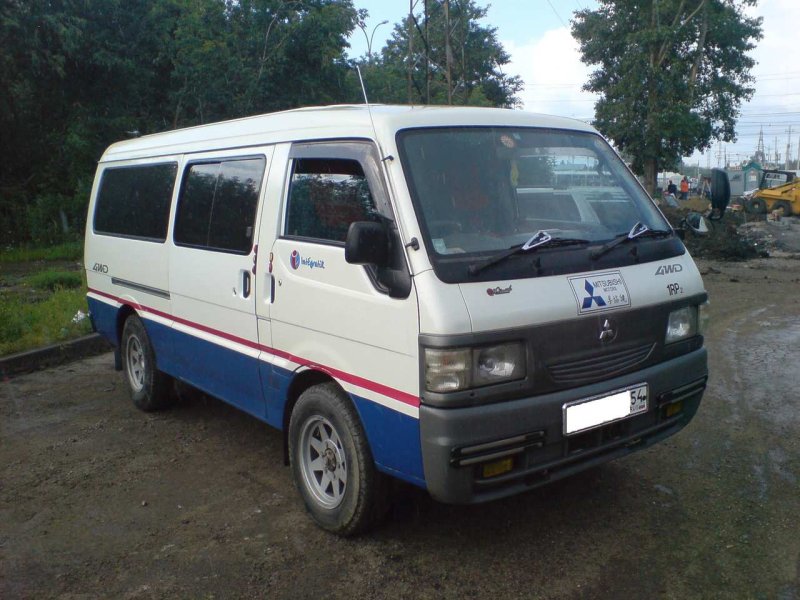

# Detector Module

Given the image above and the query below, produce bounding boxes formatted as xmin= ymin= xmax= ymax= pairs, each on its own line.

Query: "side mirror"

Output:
xmin=683 ymin=211 xmax=709 ymax=235
xmin=345 ymin=221 xmax=389 ymax=266
xmin=710 ymin=168 xmax=730 ymax=219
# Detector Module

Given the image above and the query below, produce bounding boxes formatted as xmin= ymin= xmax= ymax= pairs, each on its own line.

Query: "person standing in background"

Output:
xmin=667 ymin=180 xmax=678 ymax=196
xmin=680 ymin=176 xmax=689 ymax=200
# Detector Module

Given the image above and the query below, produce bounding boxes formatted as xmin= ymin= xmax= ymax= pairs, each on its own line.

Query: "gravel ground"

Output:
xmin=2 ymin=257 xmax=799 ymax=599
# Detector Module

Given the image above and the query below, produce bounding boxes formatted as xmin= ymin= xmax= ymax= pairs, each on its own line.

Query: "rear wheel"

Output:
xmin=289 ymin=383 xmax=386 ymax=536
xmin=773 ymin=200 xmax=792 ymax=217
xmin=121 ymin=315 xmax=173 ymax=411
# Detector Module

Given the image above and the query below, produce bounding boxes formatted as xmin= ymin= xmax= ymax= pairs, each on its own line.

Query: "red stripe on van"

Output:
xmin=87 ymin=287 xmax=420 ymax=408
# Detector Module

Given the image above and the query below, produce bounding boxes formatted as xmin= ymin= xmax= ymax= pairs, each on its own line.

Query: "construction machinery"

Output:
xmin=745 ymin=170 xmax=800 ymax=216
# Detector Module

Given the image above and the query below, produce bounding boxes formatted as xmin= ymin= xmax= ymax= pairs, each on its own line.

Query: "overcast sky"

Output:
xmin=349 ymin=0 xmax=800 ymax=168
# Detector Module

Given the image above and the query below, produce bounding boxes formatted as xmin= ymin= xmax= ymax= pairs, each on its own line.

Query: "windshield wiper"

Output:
xmin=468 ymin=231 xmax=589 ymax=276
xmin=590 ymin=222 xmax=671 ymax=261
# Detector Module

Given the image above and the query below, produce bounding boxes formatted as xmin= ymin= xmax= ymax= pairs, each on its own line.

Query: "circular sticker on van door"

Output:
xmin=290 ymin=250 xmax=301 ymax=270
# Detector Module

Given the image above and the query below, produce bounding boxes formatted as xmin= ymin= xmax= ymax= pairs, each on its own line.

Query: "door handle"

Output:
xmin=242 ymin=271 xmax=251 ymax=299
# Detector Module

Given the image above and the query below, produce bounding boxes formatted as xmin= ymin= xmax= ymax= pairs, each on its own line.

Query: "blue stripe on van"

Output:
xmin=170 ymin=327 xmax=266 ymax=421
xmin=87 ymin=296 xmax=118 ymax=347
xmin=351 ymin=394 xmax=425 ymax=486
xmin=88 ymin=295 xmax=426 ymax=488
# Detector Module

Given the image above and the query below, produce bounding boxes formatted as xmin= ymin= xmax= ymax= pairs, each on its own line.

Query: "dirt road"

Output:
xmin=2 ymin=258 xmax=799 ymax=599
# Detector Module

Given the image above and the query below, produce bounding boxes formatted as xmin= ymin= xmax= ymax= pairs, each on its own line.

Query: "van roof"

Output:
xmin=101 ymin=104 xmax=597 ymax=162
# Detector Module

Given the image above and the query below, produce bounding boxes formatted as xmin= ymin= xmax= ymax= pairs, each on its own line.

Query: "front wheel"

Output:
xmin=121 ymin=315 xmax=173 ymax=412
xmin=289 ymin=383 xmax=386 ymax=536
xmin=746 ymin=197 xmax=767 ymax=214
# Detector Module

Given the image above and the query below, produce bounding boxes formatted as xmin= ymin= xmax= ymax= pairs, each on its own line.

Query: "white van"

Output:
xmin=85 ymin=105 xmax=708 ymax=535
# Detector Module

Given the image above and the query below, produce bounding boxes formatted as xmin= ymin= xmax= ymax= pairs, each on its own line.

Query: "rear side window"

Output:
xmin=285 ymin=158 xmax=380 ymax=243
xmin=174 ymin=157 xmax=266 ymax=254
xmin=93 ymin=163 xmax=178 ymax=241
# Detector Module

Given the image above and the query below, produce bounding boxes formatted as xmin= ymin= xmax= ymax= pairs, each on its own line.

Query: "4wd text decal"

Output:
xmin=655 ymin=263 xmax=683 ymax=276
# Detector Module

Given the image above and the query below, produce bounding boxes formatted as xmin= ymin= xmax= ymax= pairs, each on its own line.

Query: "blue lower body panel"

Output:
xmin=352 ymin=395 xmax=425 ymax=488
xmin=170 ymin=328 xmax=265 ymax=421
xmin=87 ymin=295 xmax=426 ymax=489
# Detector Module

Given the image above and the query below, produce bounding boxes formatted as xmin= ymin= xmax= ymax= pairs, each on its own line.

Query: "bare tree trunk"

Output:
xmin=644 ymin=157 xmax=659 ymax=198
xmin=444 ymin=0 xmax=453 ymax=104
xmin=688 ymin=3 xmax=708 ymax=104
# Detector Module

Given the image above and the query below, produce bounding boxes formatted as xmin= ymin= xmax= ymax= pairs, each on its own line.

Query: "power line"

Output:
xmin=544 ymin=0 xmax=568 ymax=28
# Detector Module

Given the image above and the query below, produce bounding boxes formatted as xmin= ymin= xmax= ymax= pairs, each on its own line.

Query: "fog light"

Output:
xmin=665 ymin=401 xmax=683 ymax=418
xmin=481 ymin=457 xmax=514 ymax=478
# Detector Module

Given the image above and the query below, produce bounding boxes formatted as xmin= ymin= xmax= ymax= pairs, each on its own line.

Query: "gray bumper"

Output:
xmin=419 ymin=348 xmax=707 ymax=504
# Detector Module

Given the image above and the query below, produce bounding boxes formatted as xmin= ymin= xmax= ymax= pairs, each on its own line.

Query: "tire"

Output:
xmin=772 ymin=200 xmax=792 ymax=217
xmin=746 ymin=197 xmax=767 ymax=214
xmin=288 ymin=383 xmax=387 ymax=536
xmin=121 ymin=315 xmax=173 ymax=412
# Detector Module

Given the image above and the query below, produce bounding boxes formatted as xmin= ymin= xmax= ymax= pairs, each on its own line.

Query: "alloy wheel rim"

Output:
xmin=299 ymin=415 xmax=347 ymax=509
xmin=126 ymin=336 xmax=146 ymax=392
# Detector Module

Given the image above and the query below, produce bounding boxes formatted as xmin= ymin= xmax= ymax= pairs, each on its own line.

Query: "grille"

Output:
xmin=546 ymin=343 xmax=655 ymax=385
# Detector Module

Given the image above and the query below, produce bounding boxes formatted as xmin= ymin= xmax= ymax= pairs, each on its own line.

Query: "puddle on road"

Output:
xmin=717 ymin=315 xmax=800 ymax=428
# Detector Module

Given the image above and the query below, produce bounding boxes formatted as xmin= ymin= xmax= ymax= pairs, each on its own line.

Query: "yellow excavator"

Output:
xmin=745 ymin=170 xmax=800 ymax=216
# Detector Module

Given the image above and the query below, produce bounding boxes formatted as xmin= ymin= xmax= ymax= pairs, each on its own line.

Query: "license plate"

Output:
xmin=563 ymin=384 xmax=648 ymax=435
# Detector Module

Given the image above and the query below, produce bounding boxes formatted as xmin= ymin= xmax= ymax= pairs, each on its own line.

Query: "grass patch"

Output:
xmin=25 ymin=269 xmax=83 ymax=291
xmin=0 ymin=286 xmax=92 ymax=356
xmin=0 ymin=241 xmax=83 ymax=263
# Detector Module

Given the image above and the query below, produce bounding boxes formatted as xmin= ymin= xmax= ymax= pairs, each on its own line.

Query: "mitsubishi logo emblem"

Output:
xmin=599 ymin=318 xmax=617 ymax=342
xmin=582 ymin=280 xmax=607 ymax=310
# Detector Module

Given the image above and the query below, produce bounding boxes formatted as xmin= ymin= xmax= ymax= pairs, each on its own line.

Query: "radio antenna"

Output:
xmin=356 ymin=65 xmax=390 ymax=161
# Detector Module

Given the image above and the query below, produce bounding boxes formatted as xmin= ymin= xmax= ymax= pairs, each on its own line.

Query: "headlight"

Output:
xmin=665 ymin=306 xmax=698 ymax=344
xmin=425 ymin=342 xmax=526 ymax=393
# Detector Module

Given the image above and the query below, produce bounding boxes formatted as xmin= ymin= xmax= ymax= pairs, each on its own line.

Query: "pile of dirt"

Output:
xmin=660 ymin=206 xmax=764 ymax=261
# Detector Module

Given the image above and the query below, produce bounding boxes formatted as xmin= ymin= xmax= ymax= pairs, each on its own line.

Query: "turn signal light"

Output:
xmin=481 ymin=457 xmax=514 ymax=478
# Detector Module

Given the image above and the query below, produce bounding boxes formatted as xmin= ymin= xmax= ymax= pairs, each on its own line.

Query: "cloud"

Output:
xmin=503 ymin=2 xmax=800 ymax=165
xmin=730 ymin=0 xmax=800 ymax=164
xmin=503 ymin=27 xmax=598 ymax=121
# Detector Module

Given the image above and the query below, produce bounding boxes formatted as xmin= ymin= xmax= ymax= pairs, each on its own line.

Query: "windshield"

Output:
xmin=397 ymin=127 xmax=679 ymax=282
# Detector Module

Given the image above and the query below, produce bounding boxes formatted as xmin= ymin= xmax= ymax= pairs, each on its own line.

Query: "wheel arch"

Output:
xmin=113 ymin=304 xmax=137 ymax=370
xmin=281 ymin=368 xmax=357 ymax=465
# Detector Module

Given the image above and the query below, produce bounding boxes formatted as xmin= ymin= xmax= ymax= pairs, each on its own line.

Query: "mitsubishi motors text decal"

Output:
xmin=568 ymin=270 xmax=631 ymax=315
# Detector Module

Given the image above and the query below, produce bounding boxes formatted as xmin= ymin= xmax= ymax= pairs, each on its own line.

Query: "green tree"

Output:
xmin=572 ymin=0 xmax=762 ymax=194
xmin=356 ymin=0 xmax=522 ymax=108
xmin=0 ymin=0 xmax=359 ymax=245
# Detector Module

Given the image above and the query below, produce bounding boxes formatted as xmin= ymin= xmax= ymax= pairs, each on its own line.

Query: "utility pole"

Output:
xmin=424 ymin=0 xmax=430 ymax=103
xmin=774 ymin=136 xmax=779 ymax=168
xmin=407 ymin=1 xmax=414 ymax=104
xmin=755 ymin=126 xmax=765 ymax=164
xmin=785 ymin=126 xmax=793 ymax=170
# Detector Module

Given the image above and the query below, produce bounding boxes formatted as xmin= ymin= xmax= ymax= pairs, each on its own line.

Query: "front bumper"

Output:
xmin=419 ymin=348 xmax=707 ymax=504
